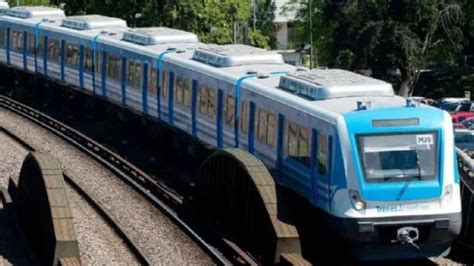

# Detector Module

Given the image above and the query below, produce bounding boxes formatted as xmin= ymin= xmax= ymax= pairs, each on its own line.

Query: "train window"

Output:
xmin=0 ymin=29 xmax=5 ymax=47
xmin=126 ymin=61 xmax=142 ymax=90
xmin=256 ymin=108 xmax=276 ymax=147
xmin=184 ymin=81 xmax=191 ymax=107
xmin=267 ymin=113 xmax=276 ymax=147
xmin=285 ymin=121 xmax=310 ymax=167
xmin=27 ymin=35 xmax=34 ymax=53
xmin=198 ymin=85 xmax=216 ymax=119
xmin=287 ymin=122 xmax=299 ymax=157
xmin=148 ymin=67 xmax=158 ymax=95
xmin=106 ymin=55 xmax=121 ymax=81
xmin=26 ymin=34 xmax=43 ymax=55
xmin=318 ymin=134 xmax=328 ymax=175
xmin=257 ymin=108 xmax=267 ymax=142
xmin=240 ymin=101 xmax=248 ymax=133
xmin=162 ymin=70 xmax=169 ymax=98
xmin=224 ymin=95 xmax=235 ymax=126
xmin=11 ymin=31 xmax=23 ymax=51
xmin=199 ymin=85 xmax=207 ymax=114
xmin=95 ymin=52 xmax=102 ymax=74
xmin=208 ymin=89 xmax=216 ymax=118
xmin=47 ymin=39 xmax=60 ymax=62
xmin=66 ymin=43 xmax=79 ymax=66
xmin=175 ymin=76 xmax=191 ymax=107
xmin=84 ymin=48 xmax=93 ymax=72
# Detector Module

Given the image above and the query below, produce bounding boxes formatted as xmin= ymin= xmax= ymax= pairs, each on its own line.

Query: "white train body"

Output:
xmin=0 ymin=6 xmax=462 ymax=259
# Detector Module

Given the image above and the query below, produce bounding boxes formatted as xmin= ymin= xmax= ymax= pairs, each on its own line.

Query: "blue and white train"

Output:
xmin=0 ymin=6 xmax=462 ymax=259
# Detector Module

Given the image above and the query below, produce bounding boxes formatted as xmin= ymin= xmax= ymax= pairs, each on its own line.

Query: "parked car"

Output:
xmin=406 ymin=96 xmax=437 ymax=106
xmin=461 ymin=117 xmax=474 ymax=129
xmin=440 ymin=101 xmax=474 ymax=113
xmin=451 ymin=112 xmax=474 ymax=128
xmin=454 ymin=128 xmax=474 ymax=151
xmin=440 ymin=97 xmax=470 ymax=104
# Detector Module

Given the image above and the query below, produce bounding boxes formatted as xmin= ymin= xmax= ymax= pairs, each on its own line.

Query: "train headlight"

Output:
xmin=440 ymin=184 xmax=453 ymax=206
xmin=349 ymin=190 xmax=366 ymax=211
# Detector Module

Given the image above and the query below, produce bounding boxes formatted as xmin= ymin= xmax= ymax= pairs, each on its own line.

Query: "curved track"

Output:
xmin=0 ymin=95 xmax=239 ymax=265
xmin=0 ymin=127 xmax=149 ymax=264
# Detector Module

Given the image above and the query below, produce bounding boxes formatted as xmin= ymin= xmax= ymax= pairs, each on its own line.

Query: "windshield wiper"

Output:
xmin=396 ymin=153 xmax=422 ymax=200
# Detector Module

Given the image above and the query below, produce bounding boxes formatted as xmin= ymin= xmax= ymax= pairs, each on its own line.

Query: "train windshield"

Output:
xmin=357 ymin=132 xmax=438 ymax=183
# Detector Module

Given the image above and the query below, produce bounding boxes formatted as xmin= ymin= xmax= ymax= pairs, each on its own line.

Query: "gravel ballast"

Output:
xmin=0 ymin=109 xmax=213 ymax=265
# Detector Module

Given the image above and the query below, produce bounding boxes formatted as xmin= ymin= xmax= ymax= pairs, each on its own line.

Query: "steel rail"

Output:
xmin=0 ymin=126 xmax=151 ymax=265
xmin=0 ymin=95 xmax=232 ymax=265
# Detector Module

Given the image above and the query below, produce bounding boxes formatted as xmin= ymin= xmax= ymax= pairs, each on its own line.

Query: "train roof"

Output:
xmin=278 ymin=69 xmax=394 ymax=100
xmin=6 ymin=6 xmax=65 ymax=19
xmin=0 ymin=1 xmax=8 ymax=9
xmin=192 ymin=44 xmax=285 ymax=67
xmin=61 ymin=15 xmax=127 ymax=30
xmin=122 ymin=27 xmax=199 ymax=46
xmin=1 ymin=7 xmax=421 ymax=123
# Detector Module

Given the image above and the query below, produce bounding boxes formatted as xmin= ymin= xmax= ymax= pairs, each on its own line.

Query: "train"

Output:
xmin=0 ymin=6 xmax=462 ymax=260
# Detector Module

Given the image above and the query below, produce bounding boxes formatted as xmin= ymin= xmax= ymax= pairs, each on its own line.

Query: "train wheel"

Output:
xmin=197 ymin=148 xmax=301 ymax=264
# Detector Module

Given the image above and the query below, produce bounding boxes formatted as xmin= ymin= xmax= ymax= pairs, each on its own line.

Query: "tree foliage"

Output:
xmin=464 ymin=0 xmax=474 ymax=52
xmin=281 ymin=0 xmax=335 ymax=65
xmin=50 ymin=0 xmax=276 ymax=49
xmin=9 ymin=0 xmax=51 ymax=6
xmin=286 ymin=0 xmax=465 ymax=96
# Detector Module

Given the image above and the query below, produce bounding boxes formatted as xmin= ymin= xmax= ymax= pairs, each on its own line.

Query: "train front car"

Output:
xmin=329 ymin=79 xmax=462 ymax=259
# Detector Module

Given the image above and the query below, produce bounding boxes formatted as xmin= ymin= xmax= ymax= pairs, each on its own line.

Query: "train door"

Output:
xmin=311 ymin=129 xmax=332 ymax=209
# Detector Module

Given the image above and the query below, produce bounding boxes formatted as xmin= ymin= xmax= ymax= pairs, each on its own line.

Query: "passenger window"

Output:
xmin=11 ymin=31 xmax=23 ymax=51
xmin=95 ymin=52 xmax=102 ymax=74
xmin=26 ymin=34 xmax=43 ymax=55
xmin=66 ymin=43 xmax=79 ymax=66
xmin=161 ymin=70 xmax=169 ymax=98
xmin=47 ymin=39 xmax=60 ymax=62
xmin=175 ymin=76 xmax=191 ymax=107
xmin=267 ymin=113 xmax=276 ymax=147
xmin=198 ymin=85 xmax=216 ymax=119
xmin=84 ymin=48 xmax=93 ymax=71
xmin=149 ymin=67 xmax=158 ymax=95
xmin=240 ymin=101 xmax=248 ymax=133
xmin=106 ymin=55 xmax=121 ymax=81
xmin=285 ymin=121 xmax=311 ymax=167
xmin=257 ymin=108 xmax=267 ymax=142
xmin=287 ymin=122 xmax=299 ymax=158
xmin=256 ymin=108 xmax=276 ymax=147
xmin=208 ymin=88 xmax=216 ymax=118
xmin=126 ymin=61 xmax=142 ymax=90
xmin=27 ymin=35 xmax=34 ymax=53
xmin=0 ymin=29 xmax=5 ymax=47
xmin=318 ymin=134 xmax=328 ymax=175
xmin=224 ymin=95 xmax=235 ymax=126
xmin=199 ymin=85 xmax=208 ymax=114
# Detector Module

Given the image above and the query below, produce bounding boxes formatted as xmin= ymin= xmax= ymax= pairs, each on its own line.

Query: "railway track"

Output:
xmin=0 ymin=95 xmax=257 ymax=265
xmin=0 ymin=126 xmax=149 ymax=264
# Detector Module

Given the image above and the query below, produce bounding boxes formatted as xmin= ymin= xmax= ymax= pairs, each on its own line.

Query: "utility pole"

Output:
xmin=309 ymin=0 xmax=314 ymax=69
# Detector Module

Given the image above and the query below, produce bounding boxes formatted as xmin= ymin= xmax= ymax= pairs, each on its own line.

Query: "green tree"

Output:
xmin=200 ymin=0 xmax=251 ymax=44
xmin=282 ymin=0 xmax=335 ymax=66
xmin=53 ymin=0 xmax=273 ymax=48
xmin=464 ymin=0 xmax=474 ymax=52
xmin=253 ymin=0 xmax=277 ymax=49
xmin=9 ymin=0 xmax=50 ymax=6
xmin=291 ymin=0 xmax=465 ymax=96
